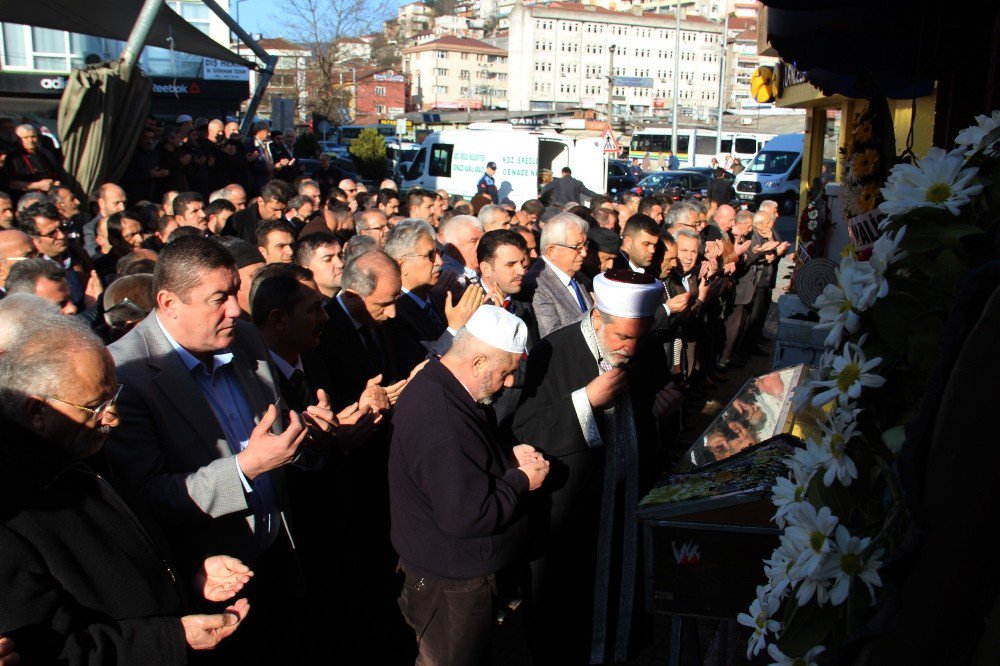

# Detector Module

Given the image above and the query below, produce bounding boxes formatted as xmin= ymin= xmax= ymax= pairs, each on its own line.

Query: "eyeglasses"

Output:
xmin=551 ymin=242 xmax=586 ymax=253
xmin=105 ymin=297 xmax=150 ymax=318
xmin=402 ymin=248 xmax=439 ymax=262
xmin=45 ymin=384 xmax=123 ymax=422
xmin=364 ymin=224 xmax=388 ymax=233
xmin=29 ymin=222 xmax=70 ymax=239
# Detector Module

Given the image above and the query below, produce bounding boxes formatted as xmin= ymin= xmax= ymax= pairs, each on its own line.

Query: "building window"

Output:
xmin=435 ymin=85 xmax=448 ymax=93
xmin=375 ymin=85 xmax=386 ymax=96
xmin=376 ymin=104 xmax=387 ymax=114
xmin=436 ymin=50 xmax=448 ymax=58
xmin=435 ymin=68 xmax=448 ymax=76
xmin=167 ymin=1 xmax=210 ymax=34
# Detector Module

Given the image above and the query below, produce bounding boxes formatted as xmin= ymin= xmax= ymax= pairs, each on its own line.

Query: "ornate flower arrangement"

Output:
xmin=739 ymin=112 xmax=1000 ymax=664
xmin=796 ymin=183 xmax=830 ymax=260
xmin=840 ymin=104 xmax=888 ymax=218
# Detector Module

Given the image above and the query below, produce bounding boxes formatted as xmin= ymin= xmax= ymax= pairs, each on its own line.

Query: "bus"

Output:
xmin=336 ymin=124 xmax=397 ymax=145
xmin=629 ymin=129 xmax=773 ymax=169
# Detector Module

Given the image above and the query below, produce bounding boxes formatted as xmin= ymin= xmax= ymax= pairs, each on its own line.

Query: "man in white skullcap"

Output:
xmin=388 ymin=305 xmax=551 ymax=666
xmin=514 ymin=269 xmax=685 ymax=665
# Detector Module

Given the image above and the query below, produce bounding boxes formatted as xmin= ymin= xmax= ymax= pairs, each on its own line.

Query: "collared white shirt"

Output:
xmin=336 ymin=293 xmax=364 ymax=331
xmin=268 ymin=350 xmax=304 ymax=380
xmin=542 ymin=256 xmax=582 ymax=303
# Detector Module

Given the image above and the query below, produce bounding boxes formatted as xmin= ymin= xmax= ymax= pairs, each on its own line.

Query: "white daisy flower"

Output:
xmin=795 ymin=568 xmax=835 ymax=607
xmin=808 ymin=208 xmax=819 ymax=220
xmin=807 ymin=219 xmax=818 ymax=231
xmin=771 ymin=472 xmax=809 ymax=528
xmin=878 ymin=147 xmax=984 ymax=218
xmin=765 ymin=538 xmax=802 ymax=598
xmin=954 ymin=110 xmax=1000 ymax=157
xmin=815 ymin=408 xmax=860 ymax=487
xmin=737 ymin=585 xmax=782 ymax=658
xmin=868 ymin=227 xmax=908 ymax=297
xmin=766 ymin=643 xmax=827 ymax=666
xmin=814 ymin=258 xmax=877 ymax=349
xmin=819 ymin=525 xmax=885 ymax=606
xmin=811 ymin=339 xmax=886 ymax=407
xmin=785 ymin=437 xmax=828 ymax=486
xmin=784 ymin=502 xmax=838 ymax=579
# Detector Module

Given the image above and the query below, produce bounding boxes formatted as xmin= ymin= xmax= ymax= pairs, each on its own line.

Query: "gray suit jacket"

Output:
xmin=524 ymin=259 xmax=593 ymax=338
xmin=106 ymin=314 xmax=288 ymax=565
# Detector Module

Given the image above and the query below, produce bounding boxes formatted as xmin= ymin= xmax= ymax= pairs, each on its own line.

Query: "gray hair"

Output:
xmin=384 ymin=219 xmax=434 ymax=260
xmin=15 ymin=191 xmax=51 ymax=212
xmin=15 ymin=123 xmax=38 ymax=136
xmin=342 ymin=235 xmax=378 ymax=266
xmin=0 ymin=311 xmax=104 ymax=421
xmin=5 ymin=258 xmax=66 ymax=295
xmin=759 ymin=200 xmax=779 ymax=214
xmin=671 ymin=227 xmax=701 ymax=246
xmin=477 ymin=204 xmax=507 ymax=229
xmin=0 ymin=294 xmax=59 ymax=352
xmin=539 ymin=213 xmax=589 ymax=252
xmin=208 ymin=188 xmax=227 ymax=203
xmin=735 ymin=209 xmax=754 ymax=225
xmin=752 ymin=211 xmax=772 ymax=227
xmin=439 ymin=214 xmax=483 ymax=245
xmin=341 ymin=249 xmax=398 ymax=297
xmin=664 ymin=201 xmax=699 ymax=229
xmin=297 ymin=179 xmax=320 ymax=194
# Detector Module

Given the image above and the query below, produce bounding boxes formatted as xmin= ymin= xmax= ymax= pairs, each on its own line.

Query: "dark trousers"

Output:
xmin=722 ymin=303 xmax=748 ymax=361
xmin=398 ymin=564 xmax=496 ymax=666
xmin=743 ymin=287 xmax=771 ymax=349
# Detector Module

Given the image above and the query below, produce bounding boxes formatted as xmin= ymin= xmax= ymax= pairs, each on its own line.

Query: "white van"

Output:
xmin=401 ymin=124 xmax=606 ymax=206
xmin=734 ymin=133 xmax=804 ymax=214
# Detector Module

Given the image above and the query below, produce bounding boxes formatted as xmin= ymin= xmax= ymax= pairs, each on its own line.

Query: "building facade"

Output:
xmin=237 ymin=38 xmax=311 ymax=125
xmin=0 ymin=0 xmax=249 ymax=120
xmin=403 ymin=36 xmax=508 ymax=110
xmin=507 ymin=2 xmax=725 ymax=116
xmin=728 ymin=28 xmax=778 ymax=110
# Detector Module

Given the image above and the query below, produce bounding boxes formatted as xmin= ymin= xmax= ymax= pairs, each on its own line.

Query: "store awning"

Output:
xmin=0 ymin=0 xmax=253 ymax=67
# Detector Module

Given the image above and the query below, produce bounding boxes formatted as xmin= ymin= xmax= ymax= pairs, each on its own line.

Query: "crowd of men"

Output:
xmin=0 ymin=115 xmax=789 ymax=666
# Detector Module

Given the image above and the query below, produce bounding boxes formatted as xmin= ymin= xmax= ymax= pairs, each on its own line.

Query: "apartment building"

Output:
xmin=403 ymin=35 xmax=508 ymax=110
xmin=728 ymin=27 xmax=777 ymax=109
xmin=507 ymin=2 xmax=725 ymax=116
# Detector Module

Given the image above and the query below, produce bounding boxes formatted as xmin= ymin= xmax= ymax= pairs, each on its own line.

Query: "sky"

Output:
xmin=233 ymin=0 xmax=402 ymax=39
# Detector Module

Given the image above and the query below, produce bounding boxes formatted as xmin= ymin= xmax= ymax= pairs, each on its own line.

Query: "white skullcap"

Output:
xmin=464 ymin=304 xmax=527 ymax=354
xmin=176 ymin=114 xmax=193 ymax=123
xmin=594 ymin=270 xmax=664 ymax=318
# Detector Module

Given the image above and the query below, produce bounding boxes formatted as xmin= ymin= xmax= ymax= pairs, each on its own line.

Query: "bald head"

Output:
xmin=358 ymin=209 xmax=389 ymax=247
xmin=338 ymin=179 xmax=357 ymax=201
xmin=713 ymin=204 xmax=736 ymax=232
xmin=341 ymin=250 xmax=401 ymax=322
xmin=97 ymin=183 xmax=127 ymax=217
xmin=0 ymin=229 xmax=36 ymax=289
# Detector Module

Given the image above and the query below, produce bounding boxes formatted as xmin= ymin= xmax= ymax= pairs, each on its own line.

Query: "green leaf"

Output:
xmin=777 ymin=598 xmax=839 ymax=656
xmin=939 ymin=224 xmax=985 ymax=247
xmin=934 ymin=248 xmax=967 ymax=286
xmin=870 ymin=295 xmax=924 ymax=355
xmin=907 ymin=316 xmax=944 ymax=372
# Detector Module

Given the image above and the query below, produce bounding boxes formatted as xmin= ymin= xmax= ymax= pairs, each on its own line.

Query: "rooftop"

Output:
xmin=403 ymin=35 xmax=507 ymax=54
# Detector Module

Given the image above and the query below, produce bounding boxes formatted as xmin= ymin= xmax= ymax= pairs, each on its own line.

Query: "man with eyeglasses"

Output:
xmin=523 ymin=212 xmax=593 ymax=338
xmin=0 ymin=311 xmax=252 ymax=663
xmin=16 ymin=201 xmax=97 ymax=310
xmin=386 ymin=219 xmax=484 ymax=375
xmin=357 ymin=209 xmax=390 ymax=247
xmin=0 ymin=228 xmax=36 ymax=297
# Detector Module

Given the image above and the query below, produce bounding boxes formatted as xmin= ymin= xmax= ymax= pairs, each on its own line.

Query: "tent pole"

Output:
xmin=240 ymin=55 xmax=278 ymax=139
xmin=120 ymin=0 xmax=165 ymax=79
xmin=200 ymin=0 xmax=271 ymax=63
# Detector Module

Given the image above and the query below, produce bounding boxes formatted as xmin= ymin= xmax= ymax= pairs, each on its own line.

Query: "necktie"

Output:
xmin=423 ymin=300 xmax=443 ymax=329
xmin=570 ymin=279 xmax=587 ymax=312
xmin=287 ymin=369 xmax=311 ymax=411
xmin=358 ymin=323 xmax=384 ymax=375
xmin=501 ymin=297 xmax=513 ymax=312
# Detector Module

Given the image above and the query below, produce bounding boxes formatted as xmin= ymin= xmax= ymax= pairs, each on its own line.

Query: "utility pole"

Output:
xmin=671 ymin=6 xmax=681 ymax=157
xmin=352 ymin=66 xmax=357 ymax=121
xmin=715 ymin=12 xmax=729 ymax=155
xmin=606 ymin=45 xmax=616 ymax=125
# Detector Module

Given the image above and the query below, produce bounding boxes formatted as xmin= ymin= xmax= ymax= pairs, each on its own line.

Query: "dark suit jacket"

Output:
xmin=524 ymin=259 xmax=593 ymax=338
xmin=222 ymin=202 xmax=264 ymax=244
xmin=303 ymin=296 xmax=401 ymax=411
xmin=387 ymin=291 xmax=454 ymax=376
xmin=106 ymin=315 xmax=291 ymax=569
xmin=0 ymin=418 xmax=188 ymax=664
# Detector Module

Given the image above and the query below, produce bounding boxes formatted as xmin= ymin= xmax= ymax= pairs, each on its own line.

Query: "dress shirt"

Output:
xmin=542 ymin=257 xmax=587 ymax=309
xmin=155 ymin=315 xmax=279 ymax=553
xmin=441 ymin=254 xmax=479 ymax=284
xmin=269 ymin=350 xmax=304 ymax=380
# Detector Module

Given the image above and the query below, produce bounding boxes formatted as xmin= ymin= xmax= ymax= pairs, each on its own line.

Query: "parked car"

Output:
xmin=607 ymin=159 xmax=644 ymax=200
xmin=635 ymin=170 xmax=712 ymax=202
xmin=319 ymin=140 xmax=351 ymax=160
xmin=684 ymin=166 xmax=736 ymax=186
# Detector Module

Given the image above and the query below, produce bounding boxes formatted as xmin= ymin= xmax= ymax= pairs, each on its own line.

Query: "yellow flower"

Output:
xmin=858 ymin=183 xmax=881 ymax=212
xmin=853 ymin=121 xmax=874 ymax=145
xmin=852 ymin=150 xmax=881 ymax=179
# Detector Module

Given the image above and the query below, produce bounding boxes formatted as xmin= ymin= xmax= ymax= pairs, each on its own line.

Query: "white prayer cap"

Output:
xmin=464 ymin=304 xmax=527 ymax=354
xmin=594 ymin=270 xmax=664 ymax=319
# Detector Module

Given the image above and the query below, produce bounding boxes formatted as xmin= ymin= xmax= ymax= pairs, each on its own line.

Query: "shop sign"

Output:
xmin=0 ymin=72 xmax=68 ymax=95
xmin=612 ymin=76 xmax=654 ymax=88
xmin=203 ymin=58 xmax=249 ymax=81
xmin=777 ymin=61 xmax=808 ymax=97
xmin=510 ymin=116 xmax=549 ymax=127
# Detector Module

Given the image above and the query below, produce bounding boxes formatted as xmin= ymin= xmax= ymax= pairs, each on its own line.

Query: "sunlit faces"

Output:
xmin=516 ymin=228 xmax=538 ymax=263
xmin=30 ymin=215 xmax=68 ymax=258
xmin=675 ymin=235 xmax=700 ymax=274
xmin=34 ymin=275 xmax=77 ymax=315
xmin=0 ymin=196 xmax=13 ymax=228
xmin=259 ymin=230 xmax=294 ymax=264
xmin=480 ymin=244 xmax=526 ymax=297
xmin=121 ymin=218 xmax=145 ymax=250
xmin=178 ymin=201 xmax=207 ymax=230
xmin=622 ymin=230 xmax=658 ymax=268
xmin=304 ymin=242 xmax=344 ymax=297
xmin=545 ymin=225 xmax=587 ymax=276
xmin=98 ymin=186 xmax=127 ymax=217
xmin=358 ymin=270 xmax=401 ymax=322
xmin=260 ymin=197 xmax=287 ymax=221
xmin=400 ymin=235 xmax=443 ymax=290
xmin=658 ymin=242 xmax=678 ymax=278
xmin=159 ymin=266 xmax=243 ymax=353
xmin=411 ymin=196 xmax=435 ymax=222
xmin=472 ymin=351 xmax=520 ymax=405
xmin=451 ymin=223 xmax=483 ymax=269
xmin=593 ymin=313 xmax=651 ymax=368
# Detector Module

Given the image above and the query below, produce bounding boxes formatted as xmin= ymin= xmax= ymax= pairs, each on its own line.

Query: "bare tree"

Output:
xmin=275 ymin=0 xmax=394 ymax=120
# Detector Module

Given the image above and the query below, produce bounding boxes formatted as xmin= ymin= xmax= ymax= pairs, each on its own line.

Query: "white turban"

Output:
xmin=593 ymin=270 xmax=664 ymax=319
